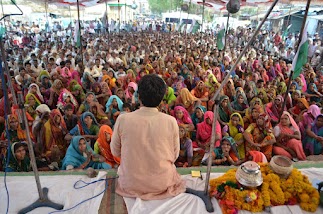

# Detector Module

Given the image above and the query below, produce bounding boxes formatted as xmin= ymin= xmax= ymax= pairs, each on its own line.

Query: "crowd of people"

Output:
xmin=0 ymin=19 xmax=323 ymax=173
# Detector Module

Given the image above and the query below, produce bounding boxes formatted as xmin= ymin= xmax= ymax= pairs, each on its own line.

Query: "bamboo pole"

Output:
xmin=76 ymin=0 xmax=83 ymax=65
xmin=204 ymin=0 xmax=280 ymax=195
xmin=280 ymin=0 xmax=312 ymax=120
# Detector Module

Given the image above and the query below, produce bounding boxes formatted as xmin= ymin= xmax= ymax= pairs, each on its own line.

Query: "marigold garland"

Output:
xmin=209 ymin=164 xmax=320 ymax=213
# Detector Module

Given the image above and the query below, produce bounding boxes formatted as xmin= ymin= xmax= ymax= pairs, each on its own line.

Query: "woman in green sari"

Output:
xmin=5 ymin=142 xmax=31 ymax=172
xmin=218 ymin=95 xmax=233 ymax=126
xmin=163 ymin=86 xmax=177 ymax=107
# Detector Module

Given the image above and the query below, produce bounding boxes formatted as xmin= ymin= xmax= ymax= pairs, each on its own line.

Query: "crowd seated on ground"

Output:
xmin=1 ymin=20 xmax=323 ymax=172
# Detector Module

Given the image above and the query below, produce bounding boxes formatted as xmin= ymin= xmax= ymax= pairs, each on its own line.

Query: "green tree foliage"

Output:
xmin=148 ymin=0 xmax=183 ymax=14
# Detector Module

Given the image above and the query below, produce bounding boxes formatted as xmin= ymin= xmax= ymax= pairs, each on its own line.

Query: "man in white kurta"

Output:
xmin=111 ymin=74 xmax=186 ymax=200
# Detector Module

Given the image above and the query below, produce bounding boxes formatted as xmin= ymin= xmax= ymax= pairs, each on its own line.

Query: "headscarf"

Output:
xmin=97 ymin=125 xmax=120 ymax=166
xmin=297 ymin=98 xmax=310 ymax=109
xmin=7 ymin=114 xmax=26 ymax=140
xmin=51 ymin=79 xmax=63 ymax=94
xmin=7 ymin=142 xmax=30 ymax=172
xmin=218 ymin=95 xmax=233 ymax=123
xmin=220 ymin=136 xmax=239 ymax=160
xmin=105 ymin=95 xmax=123 ymax=113
xmin=196 ymin=111 xmax=222 ymax=145
xmin=299 ymin=74 xmax=307 ymax=92
xmin=227 ymin=113 xmax=244 ymax=137
xmin=80 ymin=112 xmax=99 ymax=135
xmin=28 ymin=83 xmax=44 ymax=102
xmin=191 ymin=105 xmax=207 ymax=126
xmin=72 ymin=84 xmax=86 ymax=100
xmin=41 ymin=75 xmax=52 ymax=89
xmin=70 ymin=71 xmax=82 ymax=86
xmin=179 ymin=88 xmax=199 ymax=108
xmin=102 ymin=75 xmax=116 ymax=89
xmin=302 ymin=105 xmax=321 ymax=129
xmin=164 ymin=86 xmax=177 ymax=104
xmin=61 ymin=136 xmax=92 ymax=170
xmin=278 ymin=111 xmax=300 ymax=133
xmin=257 ymin=89 xmax=269 ymax=104
xmin=57 ymin=89 xmax=79 ymax=110
xmin=311 ymin=114 xmax=323 ymax=135
xmin=125 ymin=82 xmax=138 ymax=100
xmin=174 ymin=106 xmax=193 ymax=124
xmin=277 ymin=82 xmax=287 ymax=94
xmin=25 ymin=93 xmax=41 ymax=106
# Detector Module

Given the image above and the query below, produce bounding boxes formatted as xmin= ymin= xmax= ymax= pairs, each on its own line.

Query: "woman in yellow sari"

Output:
xmin=257 ymin=88 xmax=269 ymax=104
xmin=222 ymin=113 xmax=246 ymax=159
xmin=25 ymin=93 xmax=41 ymax=119
xmin=175 ymin=88 xmax=201 ymax=114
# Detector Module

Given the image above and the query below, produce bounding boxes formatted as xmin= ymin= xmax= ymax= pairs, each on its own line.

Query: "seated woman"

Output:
xmin=243 ymin=104 xmax=263 ymax=130
xmin=231 ymin=88 xmax=248 ymax=115
xmin=210 ymin=137 xmax=240 ymax=166
xmin=288 ymin=98 xmax=309 ymax=122
xmin=62 ymin=136 xmax=111 ymax=170
xmin=94 ymin=125 xmax=120 ymax=168
xmin=105 ymin=95 xmax=124 ymax=126
xmin=175 ymin=88 xmax=201 ymax=114
xmin=222 ymin=113 xmax=246 ymax=159
xmin=191 ymin=105 xmax=206 ymax=140
xmin=173 ymin=106 xmax=195 ymax=132
xmin=1 ymin=114 xmax=27 ymax=143
xmin=243 ymin=113 xmax=276 ymax=161
xmin=5 ymin=142 xmax=31 ymax=172
xmin=41 ymin=109 xmax=68 ymax=165
xmin=175 ymin=125 xmax=193 ymax=167
xmin=190 ymin=81 xmax=209 ymax=108
xmin=195 ymin=111 xmax=222 ymax=152
xmin=163 ymin=86 xmax=177 ymax=107
xmin=218 ymin=95 xmax=233 ymax=126
xmin=299 ymin=104 xmax=321 ymax=134
xmin=209 ymin=137 xmax=267 ymax=166
xmin=273 ymin=111 xmax=306 ymax=161
xmin=77 ymin=92 xmax=96 ymax=116
xmin=304 ymin=114 xmax=323 ymax=155
xmin=65 ymin=112 xmax=100 ymax=147
xmin=265 ymin=95 xmax=286 ymax=125
xmin=57 ymin=90 xmax=79 ymax=114
xmin=25 ymin=93 xmax=41 ymax=119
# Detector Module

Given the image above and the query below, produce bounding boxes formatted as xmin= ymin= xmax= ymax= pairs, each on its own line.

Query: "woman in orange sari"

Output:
xmin=243 ymin=113 xmax=276 ymax=160
xmin=273 ymin=111 xmax=306 ymax=161
xmin=94 ymin=125 xmax=120 ymax=168
xmin=41 ymin=109 xmax=68 ymax=163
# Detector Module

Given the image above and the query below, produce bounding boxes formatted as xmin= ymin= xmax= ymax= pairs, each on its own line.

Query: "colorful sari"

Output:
xmin=42 ymin=109 xmax=68 ymax=160
xmin=70 ymin=112 xmax=100 ymax=136
xmin=196 ymin=111 xmax=222 ymax=148
xmin=218 ymin=95 xmax=233 ymax=123
xmin=164 ymin=87 xmax=177 ymax=105
xmin=212 ymin=136 xmax=239 ymax=166
xmin=62 ymin=136 xmax=111 ymax=170
xmin=303 ymin=114 xmax=323 ymax=155
xmin=173 ymin=106 xmax=193 ymax=125
xmin=273 ymin=111 xmax=306 ymax=160
xmin=28 ymin=83 xmax=44 ymax=103
xmin=244 ymin=113 xmax=274 ymax=160
xmin=5 ymin=142 xmax=31 ymax=172
xmin=95 ymin=125 xmax=120 ymax=167
xmin=265 ymin=95 xmax=286 ymax=122
xmin=223 ymin=113 xmax=246 ymax=159
xmin=176 ymin=88 xmax=199 ymax=113
xmin=299 ymin=104 xmax=321 ymax=134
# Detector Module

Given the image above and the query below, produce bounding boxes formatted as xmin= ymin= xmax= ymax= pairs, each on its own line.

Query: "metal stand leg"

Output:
xmin=18 ymin=188 xmax=64 ymax=214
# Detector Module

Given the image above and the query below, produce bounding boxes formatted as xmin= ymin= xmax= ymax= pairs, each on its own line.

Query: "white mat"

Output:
xmin=124 ymin=168 xmax=323 ymax=214
xmin=0 ymin=171 xmax=107 ymax=214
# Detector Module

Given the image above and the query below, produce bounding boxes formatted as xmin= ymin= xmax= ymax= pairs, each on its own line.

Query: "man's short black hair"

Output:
xmin=138 ymin=74 xmax=166 ymax=108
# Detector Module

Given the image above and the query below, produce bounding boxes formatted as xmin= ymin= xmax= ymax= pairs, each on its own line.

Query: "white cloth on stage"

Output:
xmin=0 ymin=171 xmax=107 ymax=214
xmin=124 ymin=168 xmax=323 ymax=214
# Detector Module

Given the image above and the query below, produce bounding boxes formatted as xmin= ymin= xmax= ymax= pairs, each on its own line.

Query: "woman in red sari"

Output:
xmin=195 ymin=111 xmax=222 ymax=151
xmin=273 ymin=111 xmax=306 ymax=161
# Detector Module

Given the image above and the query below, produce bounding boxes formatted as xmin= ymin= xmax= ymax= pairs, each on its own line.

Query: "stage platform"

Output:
xmin=1 ymin=161 xmax=323 ymax=214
